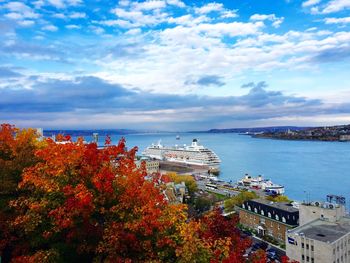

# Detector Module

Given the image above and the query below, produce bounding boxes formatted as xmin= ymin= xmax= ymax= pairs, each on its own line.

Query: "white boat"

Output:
xmin=238 ymin=174 xmax=285 ymax=195
xmin=142 ymin=139 xmax=221 ymax=172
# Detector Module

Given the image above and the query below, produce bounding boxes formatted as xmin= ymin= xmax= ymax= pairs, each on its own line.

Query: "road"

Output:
xmin=250 ymin=235 xmax=286 ymax=261
xmin=196 ymin=179 xmax=241 ymax=197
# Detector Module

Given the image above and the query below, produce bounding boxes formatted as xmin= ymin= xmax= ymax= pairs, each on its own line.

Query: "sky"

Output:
xmin=0 ymin=0 xmax=350 ymax=130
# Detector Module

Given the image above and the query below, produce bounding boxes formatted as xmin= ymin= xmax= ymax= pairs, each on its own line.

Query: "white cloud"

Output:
xmin=66 ymin=24 xmax=81 ymax=29
xmin=89 ymin=25 xmax=105 ymax=35
xmin=42 ymin=24 xmax=58 ymax=31
xmin=46 ymin=0 xmax=82 ymax=9
xmin=69 ymin=12 xmax=86 ymax=19
xmin=3 ymin=2 xmax=40 ymax=20
xmin=18 ymin=20 xmax=35 ymax=27
xmin=321 ymin=0 xmax=350 ymax=13
xmin=302 ymin=0 xmax=321 ymax=7
xmin=167 ymin=14 xmax=210 ymax=26
xmin=119 ymin=0 xmax=130 ymax=7
xmin=47 ymin=0 xmax=65 ymax=8
xmin=221 ymin=10 xmax=238 ymax=18
xmin=250 ymin=14 xmax=284 ymax=28
xmin=132 ymin=0 xmax=166 ymax=11
xmin=325 ymin=16 xmax=350 ymax=23
xmin=52 ymin=13 xmax=66 ymax=19
xmin=125 ymin=28 xmax=142 ymax=35
xmin=195 ymin=3 xmax=224 ymax=14
xmin=98 ymin=19 xmax=134 ymax=28
xmin=111 ymin=7 xmax=168 ymax=27
xmin=166 ymin=0 xmax=185 ymax=8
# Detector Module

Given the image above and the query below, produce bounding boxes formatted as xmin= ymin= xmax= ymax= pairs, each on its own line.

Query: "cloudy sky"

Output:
xmin=1 ymin=0 xmax=350 ymax=130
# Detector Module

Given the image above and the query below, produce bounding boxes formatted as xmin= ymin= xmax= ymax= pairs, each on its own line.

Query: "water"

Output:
xmin=75 ymin=132 xmax=350 ymax=203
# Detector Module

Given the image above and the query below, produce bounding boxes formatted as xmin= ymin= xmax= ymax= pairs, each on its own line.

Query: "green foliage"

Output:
xmin=194 ymin=196 xmax=212 ymax=213
xmin=167 ymin=172 xmax=198 ymax=196
xmin=224 ymin=191 xmax=258 ymax=212
xmin=266 ymin=195 xmax=292 ymax=203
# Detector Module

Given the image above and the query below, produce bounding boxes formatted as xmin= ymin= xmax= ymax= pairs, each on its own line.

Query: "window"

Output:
xmin=248 ymin=206 xmax=251 ymax=211
xmin=242 ymin=204 xmax=245 ymax=209
xmin=275 ymin=214 xmax=279 ymax=221
xmin=254 ymin=208 xmax=258 ymax=213
xmin=302 ymin=243 xmax=305 ymax=248
xmin=311 ymin=245 xmax=314 ymax=251
xmin=261 ymin=210 xmax=265 ymax=216
xmin=260 ymin=218 xmax=265 ymax=224
xmin=306 ymin=244 xmax=309 ymax=250
xmin=268 ymin=212 xmax=271 ymax=218
xmin=302 ymin=255 xmax=305 ymax=260
xmin=311 ymin=258 xmax=314 ymax=263
xmin=282 ymin=216 xmax=286 ymax=223
xmin=307 ymin=256 xmax=309 ymax=262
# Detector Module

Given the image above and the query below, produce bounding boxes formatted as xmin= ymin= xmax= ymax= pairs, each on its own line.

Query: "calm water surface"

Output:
xmin=81 ymin=132 xmax=350 ymax=203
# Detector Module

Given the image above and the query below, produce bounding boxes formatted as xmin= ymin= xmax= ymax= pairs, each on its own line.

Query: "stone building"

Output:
xmin=238 ymin=198 xmax=299 ymax=243
xmin=287 ymin=202 xmax=350 ymax=263
xmin=135 ymin=157 xmax=160 ymax=174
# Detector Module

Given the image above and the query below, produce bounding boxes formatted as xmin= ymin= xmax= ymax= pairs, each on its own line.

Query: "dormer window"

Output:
xmin=254 ymin=208 xmax=258 ymax=213
xmin=282 ymin=217 xmax=286 ymax=223
xmin=248 ymin=206 xmax=251 ymax=211
xmin=275 ymin=214 xmax=279 ymax=221
xmin=268 ymin=212 xmax=271 ymax=218
xmin=261 ymin=210 xmax=265 ymax=216
xmin=242 ymin=204 xmax=245 ymax=209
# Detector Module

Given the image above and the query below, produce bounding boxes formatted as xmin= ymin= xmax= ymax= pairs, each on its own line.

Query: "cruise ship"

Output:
xmin=142 ymin=139 xmax=221 ymax=172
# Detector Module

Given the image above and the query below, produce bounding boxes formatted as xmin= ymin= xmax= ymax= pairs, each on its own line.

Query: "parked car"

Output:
xmin=266 ymin=248 xmax=277 ymax=256
xmin=252 ymin=243 xmax=261 ymax=251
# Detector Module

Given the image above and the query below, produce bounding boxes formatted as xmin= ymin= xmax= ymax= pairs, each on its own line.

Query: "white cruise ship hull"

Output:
xmin=142 ymin=139 xmax=221 ymax=172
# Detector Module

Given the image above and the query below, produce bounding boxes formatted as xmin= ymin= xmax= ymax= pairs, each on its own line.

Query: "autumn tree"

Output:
xmin=166 ymin=172 xmax=198 ymax=196
xmin=3 ymin=128 xmax=254 ymax=262
xmin=0 ymin=124 xmax=43 ymax=262
xmin=224 ymin=191 xmax=258 ymax=212
xmin=0 ymin=124 xmax=42 ymax=195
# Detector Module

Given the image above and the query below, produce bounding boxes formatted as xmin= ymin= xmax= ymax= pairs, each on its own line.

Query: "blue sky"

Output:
xmin=0 ymin=0 xmax=350 ymax=130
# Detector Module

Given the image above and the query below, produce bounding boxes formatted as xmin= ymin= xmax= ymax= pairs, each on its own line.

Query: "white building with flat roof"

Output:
xmin=287 ymin=202 xmax=350 ymax=263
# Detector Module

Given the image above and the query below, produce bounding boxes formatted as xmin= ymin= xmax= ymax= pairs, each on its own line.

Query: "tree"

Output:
xmin=0 ymin=124 xmax=42 ymax=195
xmin=224 ymin=191 xmax=258 ymax=212
xmin=166 ymin=172 xmax=198 ymax=196
xmin=266 ymin=195 xmax=292 ymax=203
xmin=3 ymin=127 xmax=253 ymax=262
xmin=0 ymin=124 xmax=43 ymax=262
xmin=8 ymin=136 xmax=189 ymax=261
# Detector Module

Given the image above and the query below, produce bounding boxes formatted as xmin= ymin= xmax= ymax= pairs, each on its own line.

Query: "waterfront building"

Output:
xmin=163 ymin=182 xmax=187 ymax=204
xmin=286 ymin=202 xmax=350 ymax=263
xmin=135 ymin=157 xmax=160 ymax=175
xmin=299 ymin=201 xmax=346 ymax=226
xmin=238 ymin=198 xmax=299 ymax=243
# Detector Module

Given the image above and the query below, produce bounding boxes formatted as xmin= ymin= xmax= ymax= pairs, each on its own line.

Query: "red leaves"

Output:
xmin=4 ymin=125 xmax=258 ymax=262
xmin=92 ymin=167 xmax=115 ymax=194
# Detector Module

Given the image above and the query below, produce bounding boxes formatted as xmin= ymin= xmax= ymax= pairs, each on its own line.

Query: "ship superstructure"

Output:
xmin=142 ymin=139 xmax=221 ymax=172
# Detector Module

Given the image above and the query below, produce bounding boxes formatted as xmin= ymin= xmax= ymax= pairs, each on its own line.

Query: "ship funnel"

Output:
xmin=192 ymin=139 xmax=198 ymax=147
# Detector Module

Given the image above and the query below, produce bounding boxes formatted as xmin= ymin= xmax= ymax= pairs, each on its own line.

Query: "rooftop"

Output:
xmin=249 ymin=198 xmax=299 ymax=213
xmin=289 ymin=216 xmax=350 ymax=243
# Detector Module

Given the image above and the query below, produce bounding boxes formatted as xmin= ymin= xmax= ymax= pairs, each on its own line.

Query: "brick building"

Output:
xmin=238 ymin=198 xmax=299 ymax=243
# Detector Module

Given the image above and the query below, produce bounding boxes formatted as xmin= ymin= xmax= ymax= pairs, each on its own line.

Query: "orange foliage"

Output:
xmin=2 ymin=124 xmax=255 ymax=262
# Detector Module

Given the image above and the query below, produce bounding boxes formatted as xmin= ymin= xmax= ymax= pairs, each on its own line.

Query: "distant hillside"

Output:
xmin=254 ymin=124 xmax=350 ymax=141
xmin=43 ymin=129 xmax=142 ymax=137
xmin=206 ymin=126 xmax=309 ymax=133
